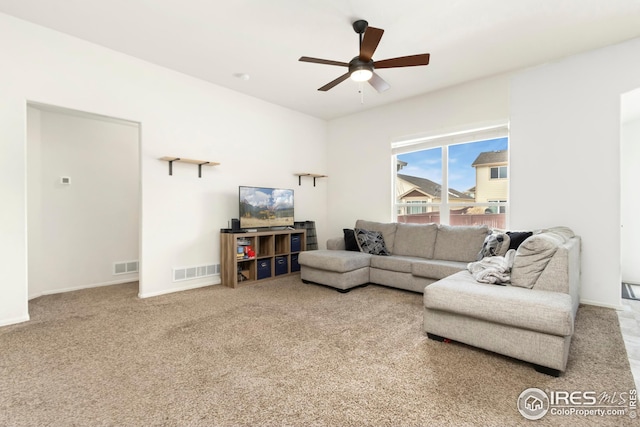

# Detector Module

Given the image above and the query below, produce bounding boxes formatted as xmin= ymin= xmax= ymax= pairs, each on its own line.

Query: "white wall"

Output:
xmin=0 ymin=13 xmax=327 ymax=326
xmin=621 ymin=98 xmax=640 ymax=284
xmin=27 ymin=106 xmax=140 ymax=299
xmin=327 ymin=74 xmax=511 ymax=230
xmin=509 ymin=37 xmax=640 ymax=308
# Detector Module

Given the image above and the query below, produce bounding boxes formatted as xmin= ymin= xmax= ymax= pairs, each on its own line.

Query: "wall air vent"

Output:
xmin=173 ymin=264 xmax=219 ymax=282
xmin=113 ymin=260 xmax=139 ymax=275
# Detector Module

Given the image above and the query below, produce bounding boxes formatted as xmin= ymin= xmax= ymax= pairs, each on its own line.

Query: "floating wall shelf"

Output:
xmin=294 ymin=173 xmax=328 ymax=187
xmin=160 ymin=157 xmax=220 ymax=178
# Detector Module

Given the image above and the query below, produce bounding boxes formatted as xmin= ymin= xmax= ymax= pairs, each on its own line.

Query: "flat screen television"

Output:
xmin=239 ymin=186 xmax=294 ymax=229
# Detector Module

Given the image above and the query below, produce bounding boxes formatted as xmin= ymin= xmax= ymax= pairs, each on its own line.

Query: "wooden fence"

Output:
xmin=397 ymin=213 xmax=506 ymax=229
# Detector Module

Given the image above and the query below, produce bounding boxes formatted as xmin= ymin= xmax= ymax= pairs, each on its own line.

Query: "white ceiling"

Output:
xmin=1 ymin=0 xmax=640 ymax=120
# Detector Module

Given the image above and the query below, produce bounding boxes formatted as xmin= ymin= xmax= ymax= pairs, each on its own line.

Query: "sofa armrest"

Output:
xmin=327 ymin=237 xmax=346 ymax=251
xmin=533 ymin=236 xmax=581 ymax=316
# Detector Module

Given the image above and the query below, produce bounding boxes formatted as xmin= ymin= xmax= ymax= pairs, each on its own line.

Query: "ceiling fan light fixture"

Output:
xmin=300 ymin=20 xmax=430 ymax=92
xmin=350 ymin=67 xmax=373 ymax=82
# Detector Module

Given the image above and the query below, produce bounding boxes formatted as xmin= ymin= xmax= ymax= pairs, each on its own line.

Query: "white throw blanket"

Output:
xmin=467 ymin=249 xmax=516 ymax=285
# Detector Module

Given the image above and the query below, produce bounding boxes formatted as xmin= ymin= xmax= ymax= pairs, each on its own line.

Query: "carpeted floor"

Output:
xmin=0 ymin=276 xmax=636 ymax=426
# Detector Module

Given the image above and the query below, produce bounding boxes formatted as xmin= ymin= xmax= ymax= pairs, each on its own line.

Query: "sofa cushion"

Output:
xmin=370 ymin=255 xmax=424 ymax=273
xmin=393 ymin=223 xmax=438 ymax=258
xmin=297 ymin=250 xmax=371 ymax=273
xmin=433 ymin=225 xmax=489 ymax=262
xmin=355 ymin=220 xmax=398 ymax=253
xmin=424 ymin=271 xmax=574 ymax=336
xmin=511 ymin=231 xmax=569 ymax=289
xmin=355 ymin=228 xmax=391 ymax=256
xmin=412 ymin=259 xmax=468 ymax=280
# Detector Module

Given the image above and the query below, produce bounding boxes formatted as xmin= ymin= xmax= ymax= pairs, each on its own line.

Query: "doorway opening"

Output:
xmin=621 ymin=88 xmax=640 ymax=301
xmin=27 ymin=102 xmax=141 ymax=300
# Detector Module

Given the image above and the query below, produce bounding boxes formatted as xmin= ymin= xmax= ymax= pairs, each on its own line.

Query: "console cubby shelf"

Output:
xmin=160 ymin=156 xmax=220 ymax=177
xmin=220 ymin=229 xmax=306 ymax=288
xmin=294 ymin=173 xmax=328 ymax=186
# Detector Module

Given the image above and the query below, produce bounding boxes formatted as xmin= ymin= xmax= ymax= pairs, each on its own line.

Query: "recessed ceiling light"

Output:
xmin=233 ymin=73 xmax=250 ymax=81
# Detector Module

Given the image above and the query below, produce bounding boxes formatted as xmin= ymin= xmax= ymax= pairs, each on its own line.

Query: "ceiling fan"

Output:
xmin=299 ymin=19 xmax=430 ymax=93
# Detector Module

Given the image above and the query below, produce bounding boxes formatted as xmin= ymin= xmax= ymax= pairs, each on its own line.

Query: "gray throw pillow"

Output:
xmin=354 ymin=228 xmax=390 ymax=256
xmin=511 ymin=233 xmax=564 ymax=288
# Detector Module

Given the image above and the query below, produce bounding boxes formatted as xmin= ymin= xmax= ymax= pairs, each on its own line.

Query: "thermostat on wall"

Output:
xmin=60 ymin=176 xmax=71 ymax=185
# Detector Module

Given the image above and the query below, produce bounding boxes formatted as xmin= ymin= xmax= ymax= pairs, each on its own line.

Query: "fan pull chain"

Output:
xmin=359 ymin=82 xmax=365 ymax=104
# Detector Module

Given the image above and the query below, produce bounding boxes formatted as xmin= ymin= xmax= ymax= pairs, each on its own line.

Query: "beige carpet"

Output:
xmin=0 ymin=276 xmax=636 ymax=426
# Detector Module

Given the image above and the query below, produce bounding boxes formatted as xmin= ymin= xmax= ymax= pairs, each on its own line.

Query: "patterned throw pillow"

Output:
xmin=477 ymin=232 xmax=511 ymax=260
xmin=354 ymin=228 xmax=390 ymax=256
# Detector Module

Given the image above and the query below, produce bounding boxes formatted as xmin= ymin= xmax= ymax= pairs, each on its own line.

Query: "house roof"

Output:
xmin=472 ymin=150 xmax=508 ymax=167
xmin=397 ymin=174 xmax=468 ymax=200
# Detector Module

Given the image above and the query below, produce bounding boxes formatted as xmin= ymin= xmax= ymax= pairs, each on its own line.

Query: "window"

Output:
xmin=393 ymin=125 xmax=509 ymax=228
xmin=487 ymin=200 xmax=507 ymax=214
xmin=490 ymin=166 xmax=507 ymax=179
xmin=406 ymin=201 xmax=428 ymax=214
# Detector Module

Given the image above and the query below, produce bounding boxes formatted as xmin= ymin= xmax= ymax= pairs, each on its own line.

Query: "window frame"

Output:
xmin=392 ymin=124 xmax=509 ymax=227
xmin=490 ymin=166 xmax=508 ymax=180
xmin=487 ymin=200 xmax=508 ymax=214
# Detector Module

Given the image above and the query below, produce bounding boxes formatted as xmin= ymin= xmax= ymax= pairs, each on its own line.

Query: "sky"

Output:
xmin=240 ymin=187 xmax=294 ymax=209
xmin=397 ymin=137 xmax=508 ymax=191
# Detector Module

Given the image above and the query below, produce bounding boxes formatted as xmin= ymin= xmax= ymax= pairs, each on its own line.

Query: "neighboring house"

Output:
xmin=464 ymin=186 xmax=476 ymax=199
xmin=396 ymin=173 xmax=473 ymax=215
xmin=472 ymin=150 xmax=508 ymax=211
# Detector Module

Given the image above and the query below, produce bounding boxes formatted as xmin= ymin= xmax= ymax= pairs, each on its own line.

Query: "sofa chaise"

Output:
xmin=297 ymin=220 xmax=581 ymax=376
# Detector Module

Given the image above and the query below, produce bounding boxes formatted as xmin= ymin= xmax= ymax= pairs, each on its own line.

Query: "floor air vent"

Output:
xmin=113 ymin=260 xmax=139 ymax=275
xmin=173 ymin=264 xmax=219 ymax=282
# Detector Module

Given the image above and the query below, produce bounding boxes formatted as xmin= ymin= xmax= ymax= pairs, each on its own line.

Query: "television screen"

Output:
xmin=239 ymin=186 xmax=294 ymax=229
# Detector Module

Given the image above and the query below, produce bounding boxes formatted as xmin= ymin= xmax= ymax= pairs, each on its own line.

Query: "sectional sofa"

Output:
xmin=297 ymin=219 xmax=581 ymax=376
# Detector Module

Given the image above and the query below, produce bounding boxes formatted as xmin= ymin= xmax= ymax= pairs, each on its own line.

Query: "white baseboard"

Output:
xmin=580 ymin=298 xmax=624 ymax=311
xmin=138 ymin=275 xmax=222 ymax=298
xmin=29 ymin=276 xmax=139 ymax=300
xmin=28 ymin=275 xmax=221 ymax=301
xmin=0 ymin=314 xmax=30 ymax=327
xmin=138 ymin=276 xmax=221 ymax=299
xmin=28 ymin=292 xmax=43 ymax=300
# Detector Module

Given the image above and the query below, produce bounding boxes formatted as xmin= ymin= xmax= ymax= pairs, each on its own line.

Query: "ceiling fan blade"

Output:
xmin=299 ymin=56 xmax=349 ymax=67
xmin=318 ymin=72 xmax=351 ymax=91
xmin=359 ymin=27 xmax=384 ymax=62
xmin=374 ymin=53 xmax=430 ymax=69
xmin=369 ymin=72 xmax=390 ymax=93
